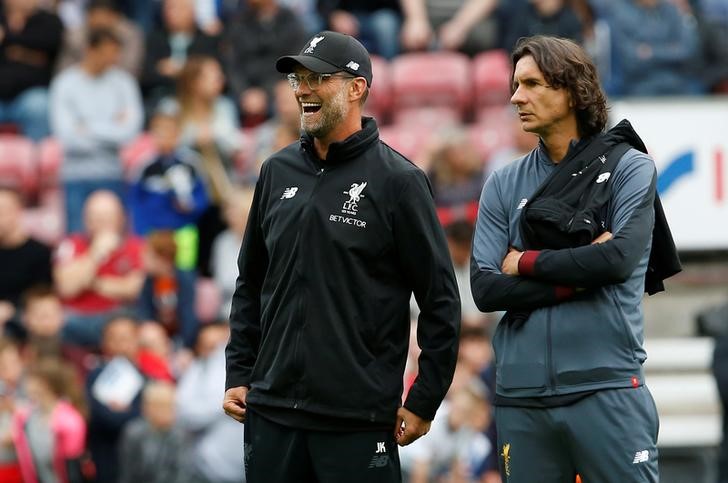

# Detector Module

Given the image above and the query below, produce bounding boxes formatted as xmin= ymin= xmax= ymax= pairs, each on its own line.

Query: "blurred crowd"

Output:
xmin=0 ymin=0 xmax=725 ymax=482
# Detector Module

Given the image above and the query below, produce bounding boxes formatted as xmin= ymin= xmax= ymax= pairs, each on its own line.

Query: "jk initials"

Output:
xmin=376 ymin=442 xmax=386 ymax=453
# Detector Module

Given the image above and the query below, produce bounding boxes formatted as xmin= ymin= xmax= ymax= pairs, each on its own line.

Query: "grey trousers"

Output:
xmin=495 ymin=386 xmax=660 ymax=483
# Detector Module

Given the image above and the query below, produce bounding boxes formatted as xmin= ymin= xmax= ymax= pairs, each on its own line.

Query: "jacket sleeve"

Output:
xmin=394 ymin=170 xmax=461 ymax=421
xmin=471 ymin=170 xmax=576 ymax=313
xmin=225 ymin=164 xmax=269 ymax=390
xmin=517 ymin=152 xmax=656 ymax=287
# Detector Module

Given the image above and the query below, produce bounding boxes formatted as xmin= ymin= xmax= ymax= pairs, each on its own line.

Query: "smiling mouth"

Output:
xmin=301 ymin=102 xmax=322 ymax=114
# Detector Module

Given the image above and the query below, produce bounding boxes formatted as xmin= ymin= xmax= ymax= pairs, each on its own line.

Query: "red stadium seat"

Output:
xmin=472 ymin=49 xmax=512 ymax=107
xmin=37 ymin=137 xmax=63 ymax=189
xmin=390 ymin=52 xmax=472 ymax=119
xmin=392 ymin=106 xmax=462 ymax=127
xmin=0 ymin=134 xmax=38 ymax=196
xmin=120 ymin=133 xmax=156 ymax=179
xmin=379 ymin=123 xmax=437 ymax=163
xmin=365 ymin=55 xmax=392 ymax=124
xmin=195 ymin=277 xmax=222 ymax=324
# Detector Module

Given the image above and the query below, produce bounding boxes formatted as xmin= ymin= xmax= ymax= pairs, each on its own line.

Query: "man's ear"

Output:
xmin=349 ymin=77 xmax=368 ymax=103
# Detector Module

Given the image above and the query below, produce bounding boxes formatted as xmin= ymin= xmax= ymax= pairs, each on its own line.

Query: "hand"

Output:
xmin=329 ymin=10 xmax=359 ymax=37
xmin=394 ymin=406 xmax=431 ymax=446
xmin=401 ymin=17 xmax=432 ymax=51
xmin=501 ymin=248 xmax=523 ymax=275
xmin=438 ymin=20 xmax=468 ymax=50
xmin=591 ymin=231 xmax=613 ymax=245
xmin=90 ymin=231 xmax=121 ymax=262
xmin=223 ymin=386 xmax=248 ymax=423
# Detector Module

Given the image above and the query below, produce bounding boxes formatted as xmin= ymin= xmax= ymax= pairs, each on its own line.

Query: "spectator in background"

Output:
xmin=0 ymin=0 xmax=63 ymax=141
xmin=20 ymin=286 xmax=84 ymax=374
xmin=165 ymin=55 xmax=243 ymax=276
xmin=56 ymin=0 xmax=145 ymax=77
xmin=129 ymin=106 xmax=209 ymax=237
xmin=50 ymin=28 xmax=143 ymax=233
xmin=400 ymin=0 xmax=499 ymax=55
xmin=0 ymin=338 xmax=23 ymax=483
xmin=692 ymin=0 xmax=728 ymax=92
xmin=86 ymin=315 xmax=144 ymax=483
xmin=279 ymin=0 xmax=324 ymax=34
xmin=211 ymin=186 xmax=254 ymax=320
xmin=53 ymin=190 xmax=145 ymax=348
xmin=118 ymin=381 xmax=186 ymax=483
xmin=444 ymin=220 xmax=485 ymax=326
xmin=401 ymin=379 xmax=492 ymax=483
xmin=502 ymin=0 xmax=584 ymax=53
xmin=138 ymin=230 xmax=199 ymax=350
xmin=244 ymin=79 xmax=301 ymax=182
xmin=223 ymin=0 xmax=307 ymax=126
xmin=318 ymin=0 xmax=402 ymax=59
xmin=136 ymin=321 xmax=175 ymax=381
xmin=12 ymin=359 xmax=87 ymax=483
xmin=177 ymin=322 xmax=244 ymax=483
xmin=0 ymin=187 xmax=52 ymax=340
xmin=485 ymin=112 xmax=539 ymax=177
xmin=595 ymin=0 xmax=705 ymax=96
xmin=417 ymin=125 xmax=484 ymax=208
xmin=141 ymin=0 xmax=219 ymax=106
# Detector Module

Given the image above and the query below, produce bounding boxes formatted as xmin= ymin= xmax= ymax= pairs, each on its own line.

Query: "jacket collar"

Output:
xmin=301 ymin=117 xmax=379 ymax=166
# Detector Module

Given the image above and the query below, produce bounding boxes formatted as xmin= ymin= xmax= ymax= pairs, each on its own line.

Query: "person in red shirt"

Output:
xmin=53 ymin=190 xmax=145 ymax=348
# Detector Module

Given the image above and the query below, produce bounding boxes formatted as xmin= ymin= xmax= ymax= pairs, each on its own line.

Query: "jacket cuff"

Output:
xmin=403 ymin=397 xmax=436 ymax=422
xmin=518 ymin=250 xmax=540 ymax=276
xmin=554 ymin=286 xmax=575 ymax=301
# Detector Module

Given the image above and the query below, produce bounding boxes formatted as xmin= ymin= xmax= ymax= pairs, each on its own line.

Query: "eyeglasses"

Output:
xmin=287 ymin=72 xmax=356 ymax=90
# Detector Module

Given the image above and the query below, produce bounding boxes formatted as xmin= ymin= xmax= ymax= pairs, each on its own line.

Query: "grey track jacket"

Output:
xmin=471 ymin=142 xmax=657 ymax=398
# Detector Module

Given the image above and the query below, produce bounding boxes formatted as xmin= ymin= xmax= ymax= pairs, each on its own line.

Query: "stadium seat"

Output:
xmin=472 ymin=49 xmax=512 ymax=107
xmin=195 ymin=277 xmax=222 ymax=324
xmin=392 ymin=106 xmax=462 ymax=127
xmin=365 ymin=55 xmax=392 ymax=124
xmin=379 ymin=123 xmax=437 ymax=162
xmin=37 ymin=137 xmax=63 ymax=189
xmin=390 ymin=52 xmax=472 ymax=119
xmin=120 ymin=133 xmax=156 ymax=179
xmin=0 ymin=134 xmax=38 ymax=196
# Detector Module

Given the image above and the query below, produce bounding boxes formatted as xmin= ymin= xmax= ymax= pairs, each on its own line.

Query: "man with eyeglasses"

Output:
xmin=222 ymin=31 xmax=460 ymax=483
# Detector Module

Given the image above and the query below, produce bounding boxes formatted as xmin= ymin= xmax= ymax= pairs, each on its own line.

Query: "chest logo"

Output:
xmin=281 ymin=187 xmax=299 ymax=199
xmin=596 ymin=172 xmax=611 ymax=184
xmin=342 ymin=182 xmax=367 ymax=215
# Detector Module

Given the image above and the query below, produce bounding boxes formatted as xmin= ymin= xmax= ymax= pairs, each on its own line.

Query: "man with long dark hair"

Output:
xmin=471 ymin=35 xmax=679 ymax=482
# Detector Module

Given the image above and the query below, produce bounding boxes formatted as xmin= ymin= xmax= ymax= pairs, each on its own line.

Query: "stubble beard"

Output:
xmin=300 ymin=87 xmax=348 ymax=139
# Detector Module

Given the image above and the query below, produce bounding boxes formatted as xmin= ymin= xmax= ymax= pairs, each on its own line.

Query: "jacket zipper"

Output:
xmin=292 ymin=166 xmax=326 ymax=408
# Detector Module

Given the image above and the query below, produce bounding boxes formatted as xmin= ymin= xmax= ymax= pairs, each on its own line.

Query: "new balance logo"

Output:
xmin=632 ymin=450 xmax=649 ymax=464
xmin=368 ymin=455 xmax=389 ymax=468
xmin=517 ymin=198 xmax=528 ymax=210
xmin=376 ymin=442 xmax=386 ymax=453
xmin=596 ymin=172 xmax=611 ymax=184
xmin=346 ymin=61 xmax=360 ymax=71
xmin=281 ymin=187 xmax=299 ymax=199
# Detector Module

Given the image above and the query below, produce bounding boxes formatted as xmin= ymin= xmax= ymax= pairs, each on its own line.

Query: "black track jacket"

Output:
xmin=225 ymin=117 xmax=460 ymax=426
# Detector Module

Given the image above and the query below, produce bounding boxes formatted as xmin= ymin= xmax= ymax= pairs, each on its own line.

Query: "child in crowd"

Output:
xmin=138 ymin=230 xmax=199 ymax=350
xmin=12 ymin=359 xmax=87 ymax=483
xmin=129 ymin=106 xmax=209 ymax=239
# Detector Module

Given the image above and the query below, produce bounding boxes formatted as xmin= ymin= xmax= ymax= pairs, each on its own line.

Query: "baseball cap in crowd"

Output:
xmin=276 ymin=31 xmax=373 ymax=87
